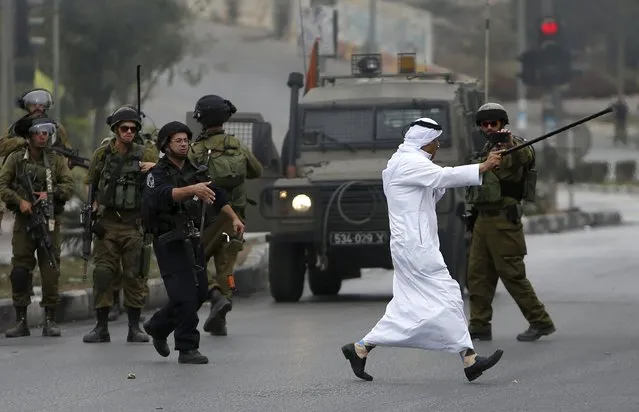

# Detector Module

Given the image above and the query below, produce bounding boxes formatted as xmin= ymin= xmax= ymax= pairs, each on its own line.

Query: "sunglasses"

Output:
xmin=119 ymin=125 xmax=138 ymax=133
xmin=480 ymin=121 xmax=500 ymax=128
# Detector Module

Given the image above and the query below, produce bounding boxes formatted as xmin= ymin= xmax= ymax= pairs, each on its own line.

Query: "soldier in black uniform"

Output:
xmin=141 ymin=121 xmax=244 ymax=364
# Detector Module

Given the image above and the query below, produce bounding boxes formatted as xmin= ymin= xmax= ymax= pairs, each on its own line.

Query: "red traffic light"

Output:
xmin=540 ymin=18 xmax=558 ymax=36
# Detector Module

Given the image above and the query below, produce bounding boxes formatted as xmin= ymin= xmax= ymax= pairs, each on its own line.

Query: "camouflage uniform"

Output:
xmin=0 ymin=147 xmax=74 ymax=337
xmin=82 ymin=138 xmax=158 ymax=344
xmin=189 ymin=128 xmax=262 ymax=335
xmin=466 ymin=138 xmax=555 ymax=342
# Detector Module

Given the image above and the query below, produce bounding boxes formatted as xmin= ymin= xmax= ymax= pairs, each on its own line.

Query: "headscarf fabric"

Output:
xmin=403 ymin=117 xmax=442 ymax=148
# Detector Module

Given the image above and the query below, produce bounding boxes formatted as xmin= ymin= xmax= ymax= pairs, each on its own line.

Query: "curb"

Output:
xmin=522 ymin=209 xmax=623 ymax=235
xmin=566 ymin=183 xmax=639 ymax=195
xmin=0 ymin=241 xmax=269 ymax=335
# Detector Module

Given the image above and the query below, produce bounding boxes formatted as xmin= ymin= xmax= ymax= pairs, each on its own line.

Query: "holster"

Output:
xmin=505 ymin=203 xmax=523 ymax=224
xmin=138 ymin=234 xmax=153 ymax=278
xmin=462 ymin=208 xmax=478 ymax=233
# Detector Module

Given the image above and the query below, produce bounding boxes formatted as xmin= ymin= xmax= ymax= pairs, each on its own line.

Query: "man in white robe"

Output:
xmin=341 ymin=117 xmax=504 ymax=383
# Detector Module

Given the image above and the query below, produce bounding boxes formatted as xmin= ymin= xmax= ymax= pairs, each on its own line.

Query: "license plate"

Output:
xmin=329 ymin=231 xmax=388 ymax=246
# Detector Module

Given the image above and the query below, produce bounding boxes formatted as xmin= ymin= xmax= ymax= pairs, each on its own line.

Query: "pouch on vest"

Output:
xmin=194 ymin=135 xmax=247 ymax=188
xmin=522 ymin=168 xmax=537 ymax=202
xmin=465 ymin=171 xmax=502 ymax=204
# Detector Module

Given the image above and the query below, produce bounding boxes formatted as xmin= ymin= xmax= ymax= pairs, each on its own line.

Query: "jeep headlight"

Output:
xmin=291 ymin=194 xmax=312 ymax=212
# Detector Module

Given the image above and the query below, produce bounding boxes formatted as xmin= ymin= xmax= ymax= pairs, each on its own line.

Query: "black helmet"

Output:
xmin=193 ymin=95 xmax=237 ymax=127
xmin=16 ymin=88 xmax=53 ymax=111
xmin=475 ymin=103 xmax=509 ymax=126
xmin=106 ymin=105 xmax=142 ymax=132
xmin=156 ymin=121 xmax=193 ymax=152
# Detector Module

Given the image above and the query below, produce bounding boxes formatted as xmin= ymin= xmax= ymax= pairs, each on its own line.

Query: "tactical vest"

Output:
xmin=191 ymin=133 xmax=247 ymax=188
xmin=141 ymin=160 xmax=209 ymax=236
xmin=97 ymin=144 xmax=145 ymax=211
xmin=465 ymin=136 xmax=537 ymax=205
xmin=10 ymin=150 xmax=64 ymax=215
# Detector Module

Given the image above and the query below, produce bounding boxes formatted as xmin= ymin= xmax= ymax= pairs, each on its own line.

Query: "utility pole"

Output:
xmin=483 ymin=0 xmax=490 ymax=102
xmin=1 ymin=0 xmax=16 ymax=132
xmin=364 ymin=0 xmax=377 ymax=53
xmin=515 ymin=0 xmax=527 ymax=131
xmin=53 ymin=0 xmax=61 ymax=120
xmin=540 ymin=0 xmax=557 ymax=212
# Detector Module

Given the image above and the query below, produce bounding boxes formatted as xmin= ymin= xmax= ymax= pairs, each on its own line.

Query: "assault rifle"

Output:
xmin=17 ymin=173 xmax=59 ymax=272
xmin=48 ymin=146 xmax=90 ymax=169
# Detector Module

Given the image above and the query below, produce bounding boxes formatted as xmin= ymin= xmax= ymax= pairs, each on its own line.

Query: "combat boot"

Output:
xmin=108 ymin=291 xmax=121 ymax=321
xmin=42 ymin=307 xmax=61 ymax=337
xmin=5 ymin=306 xmax=30 ymax=338
xmin=83 ymin=307 xmax=111 ymax=343
xmin=178 ymin=349 xmax=209 ymax=364
xmin=203 ymin=289 xmax=232 ymax=336
xmin=126 ymin=308 xmax=150 ymax=343
xmin=516 ymin=324 xmax=556 ymax=342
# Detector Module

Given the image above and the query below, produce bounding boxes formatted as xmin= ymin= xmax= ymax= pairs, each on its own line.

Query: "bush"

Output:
xmin=614 ymin=161 xmax=637 ymax=183
xmin=574 ymin=162 xmax=609 ymax=183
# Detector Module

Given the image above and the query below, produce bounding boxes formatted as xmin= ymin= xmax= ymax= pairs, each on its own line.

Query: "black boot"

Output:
xmin=178 ymin=349 xmax=209 ymax=364
xmin=5 ymin=306 xmax=30 ymax=338
xmin=126 ymin=308 xmax=150 ymax=343
xmin=203 ymin=289 xmax=232 ymax=336
xmin=108 ymin=292 xmax=121 ymax=321
xmin=143 ymin=321 xmax=170 ymax=357
xmin=42 ymin=307 xmax=61 ymax=337
xmin=464 ymin=349 xmax=504 ymax=382
xmin=341 ymin=343 xmax=374 ymax=381
xmin=516 ymin=325 xmax=556 ymax=342
xmin=83 ymin=307 xmax=111 ymax=343
xmin=470 ymin=330 xmax=492 ymax=341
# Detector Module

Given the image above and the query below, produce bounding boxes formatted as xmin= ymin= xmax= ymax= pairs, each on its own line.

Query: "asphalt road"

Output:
xmin=1 ymin=189 xmax=638 ymax=412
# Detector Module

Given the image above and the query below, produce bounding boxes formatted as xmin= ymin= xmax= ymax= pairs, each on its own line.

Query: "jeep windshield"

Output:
xmin=300 ymin=105 xmax=451 ymax=150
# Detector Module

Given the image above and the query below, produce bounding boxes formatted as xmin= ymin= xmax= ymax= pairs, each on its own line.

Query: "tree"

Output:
xmin=38 ymin=0 xmax=206 ymax=149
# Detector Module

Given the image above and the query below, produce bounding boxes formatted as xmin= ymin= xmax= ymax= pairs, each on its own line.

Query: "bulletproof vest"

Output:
xmin=10 ymin=149 xmax=64 ymax=215
xmin=465 ymin=136 xmax=537 ymax=205
xmin=143 ymin=160 xmax=209 ymax=236
xmin=97 ymin=143 xmax=145 ymax=210
xmin=191 ymin=132 xmax=247 ymax=188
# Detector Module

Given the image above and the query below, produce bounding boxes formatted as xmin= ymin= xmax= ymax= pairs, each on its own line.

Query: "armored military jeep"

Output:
xmin=259 ymin=53 xmax=486 ymax=302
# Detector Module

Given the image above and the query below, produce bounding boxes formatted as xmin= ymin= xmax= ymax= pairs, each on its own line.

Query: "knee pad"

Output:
xmin=10 ymin=267 xmax=31 ymax=294
xmin=92 ymin=266 xmax=113 ymax=293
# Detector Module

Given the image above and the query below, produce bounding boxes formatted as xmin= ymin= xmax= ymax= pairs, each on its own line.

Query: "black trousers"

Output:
xmin=147 ymin=237 xmax=209 ymax=351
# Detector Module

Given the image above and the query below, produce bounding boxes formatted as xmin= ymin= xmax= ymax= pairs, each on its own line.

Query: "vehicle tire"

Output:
xmin=269 ymin=242 xmax=307 ymax=303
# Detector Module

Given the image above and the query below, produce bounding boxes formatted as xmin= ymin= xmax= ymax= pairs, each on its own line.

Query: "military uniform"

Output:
xmin=82 ymin=106 xmax=158 ymax=344
xmin=0 ymin=144 xmax=74 ymax=337
xmin=188 ymin=95 xmax=263 ymax=336
xmin=466 ymin=127 xmax=555 ymax=342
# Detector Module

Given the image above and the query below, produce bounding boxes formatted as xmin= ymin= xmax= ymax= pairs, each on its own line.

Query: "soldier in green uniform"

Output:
xmin=99 ymin=124 xmax=158 ymax=322
xmin=0 ymin=118 xmax=74 ymax=337
xmin=82 ymin=106 xmax=158 ymax=344
xmin=188 ymin=95 xmax=263 ymax=336
xmin=466 ymin=103 xmax=555 ymax=342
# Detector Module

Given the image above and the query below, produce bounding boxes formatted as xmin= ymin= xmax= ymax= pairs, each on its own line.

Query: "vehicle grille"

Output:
xmin=316 ymin=182 xmax=389 ymax=232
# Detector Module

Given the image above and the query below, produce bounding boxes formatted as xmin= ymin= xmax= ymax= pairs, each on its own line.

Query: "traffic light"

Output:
xmin=535 ymin=17 xmax=573 ymax=88
xmin=517 ymin=49 xmax=539 ymax=87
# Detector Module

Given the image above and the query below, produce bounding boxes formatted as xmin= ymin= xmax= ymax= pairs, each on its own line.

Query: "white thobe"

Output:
xmin=362 ymin=144 xmax=482 ymax=354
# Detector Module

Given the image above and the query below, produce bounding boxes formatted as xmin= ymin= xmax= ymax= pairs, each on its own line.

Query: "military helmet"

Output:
xmin=193 ymin=95 xmax=237 ymax=127
xmin=156 ymin=121 xmax=193 ymax=152
xmin=27 ymin=117 xmax=57 ymax=145
xmin=475 ymin=103 xmax=509 ymax=126
xmin=16 ymin=88 xmax=53 ymax=111
xmin=106 ymin=105 xmax=142 ymax=132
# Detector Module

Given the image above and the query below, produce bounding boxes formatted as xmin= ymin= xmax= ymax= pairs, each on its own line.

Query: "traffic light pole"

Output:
xmin=1 ymin=0 xmax=16 ymax=132
xmin=540 ymin=0 xmax=557 ymax=213
xmin=515 ymin=0 xmax=527 ymax=131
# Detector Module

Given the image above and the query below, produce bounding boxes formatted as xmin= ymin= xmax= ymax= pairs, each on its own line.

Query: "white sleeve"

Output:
xmin=400 ymin=158 xmax=482 ymax=189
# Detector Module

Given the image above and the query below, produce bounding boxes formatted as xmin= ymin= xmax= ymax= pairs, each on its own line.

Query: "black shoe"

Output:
xmin=143 ymin=321 xmax=170 ymax=357
xmin=126 ymin=308 xmax=150 ymax=343
xmin=470 ymin=330 xmax=492 ymax=341
xmin=516 ymin=325 xmax=556 ymax=342
xmin=42 ymin=307 xmax=61 ymax=337
xmin=5 ymin=306 xmax=30 ymax=338
xmin=464 ymin=349 xmax=504 ymax=382
xmin=178 ymin=349 xmax=209 ymax=364
xmin=341 ymin=343 xmax=373 ymax=381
